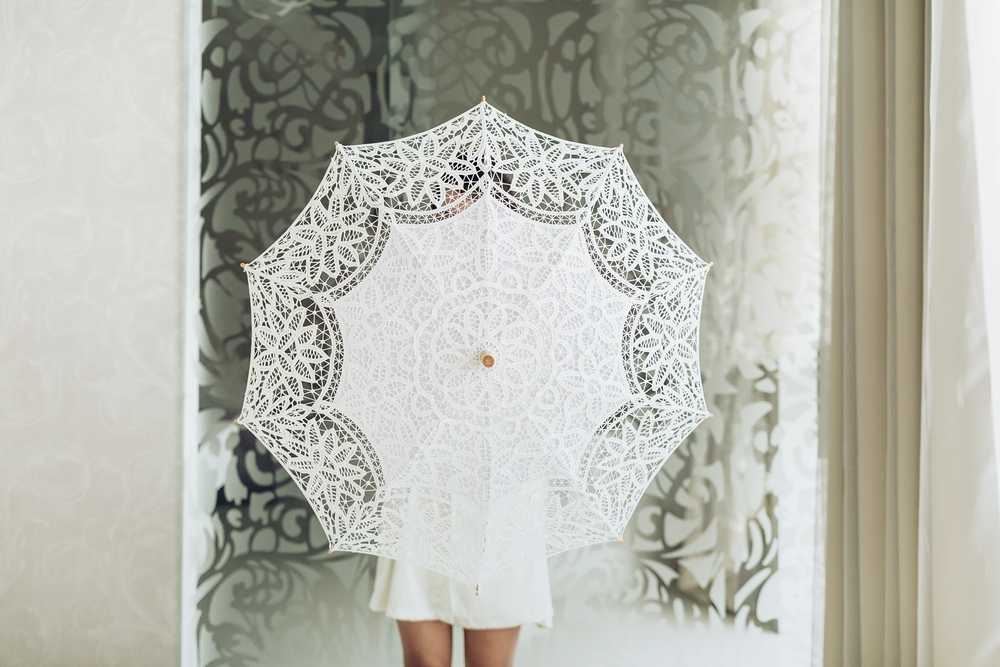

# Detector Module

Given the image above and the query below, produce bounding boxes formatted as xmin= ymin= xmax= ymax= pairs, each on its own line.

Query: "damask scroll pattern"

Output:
xmin=389 ymin=0 xmax=822 ymax=635
xmin=194 ymin=0 xmax=823 ymax=661
xmin=196 ymin=1 xmax=394 ymax=664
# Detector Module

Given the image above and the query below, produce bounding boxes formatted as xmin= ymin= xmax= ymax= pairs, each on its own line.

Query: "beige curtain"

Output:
xmin=825 ymin=1 xmax=1000 ymax=665
xmin=824 ymin=1 xmax=924 ymax=665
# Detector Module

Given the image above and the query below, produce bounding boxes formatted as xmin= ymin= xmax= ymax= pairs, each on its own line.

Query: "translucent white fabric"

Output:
xmin=238 ymin=102 xmax=710 ymax=586
xmin=918 ymin=2 xmax=1000 ymax=664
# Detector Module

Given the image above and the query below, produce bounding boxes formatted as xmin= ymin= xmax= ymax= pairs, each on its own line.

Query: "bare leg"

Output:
xmin=464 ymin=626 xmax=521 ymax=667
xmin=397 ymin=620 xmax=453 ymax=667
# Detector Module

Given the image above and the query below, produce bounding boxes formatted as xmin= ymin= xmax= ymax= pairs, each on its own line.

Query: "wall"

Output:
xmin=0 ymin=1 xmax=185 ymax=664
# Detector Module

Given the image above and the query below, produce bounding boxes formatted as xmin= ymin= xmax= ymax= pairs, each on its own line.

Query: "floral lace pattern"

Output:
xmin=239 ymin=102 xmax=709 ymax=585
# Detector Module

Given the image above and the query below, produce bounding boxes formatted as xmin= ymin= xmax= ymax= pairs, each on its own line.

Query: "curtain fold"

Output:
xmin=883 ymin=2 xmax=925 ymax=666
xmin=918 ymin=1 xmax=1000 ymax=665
xmin=824 ymin=1 xmax=923 ymax=665
xmin=827 ymin=1 xmax=1000 ymax=665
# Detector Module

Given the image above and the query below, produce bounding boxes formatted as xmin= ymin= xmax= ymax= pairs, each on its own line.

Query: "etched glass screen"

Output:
xmin=186 ymin=1 xmax=828 ymax=664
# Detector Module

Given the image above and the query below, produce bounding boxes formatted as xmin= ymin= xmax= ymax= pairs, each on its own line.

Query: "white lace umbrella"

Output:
xmin=238 ymin=101 xmax=710 ymax=587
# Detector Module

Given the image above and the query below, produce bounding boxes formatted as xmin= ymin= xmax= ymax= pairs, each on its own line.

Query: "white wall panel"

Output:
xmin=0 ymin=1 xmax=185 ymax=664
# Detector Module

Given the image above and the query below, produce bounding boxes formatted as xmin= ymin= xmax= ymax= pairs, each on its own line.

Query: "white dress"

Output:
xmin=369 ymin=557 xmax=554 ymax=629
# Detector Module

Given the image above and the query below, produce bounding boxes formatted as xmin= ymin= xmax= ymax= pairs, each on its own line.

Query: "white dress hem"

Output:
xmin=369 ymin=556 xmax=554 ymax=630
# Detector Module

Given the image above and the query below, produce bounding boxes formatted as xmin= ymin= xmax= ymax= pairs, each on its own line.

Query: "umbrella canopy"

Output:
xmin=238 ymin=101 xmax=710 ymax=587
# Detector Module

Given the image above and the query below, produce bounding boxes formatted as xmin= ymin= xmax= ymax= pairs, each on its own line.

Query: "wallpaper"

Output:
xmin=0 ymin=0 xmax=185 ymax=665
xmin=187 ymin=0 xmax=827 ymax=665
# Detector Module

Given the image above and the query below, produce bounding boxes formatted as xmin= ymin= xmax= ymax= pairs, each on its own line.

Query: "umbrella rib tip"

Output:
xmin=481 ymin=95 xmax=486 ymax=103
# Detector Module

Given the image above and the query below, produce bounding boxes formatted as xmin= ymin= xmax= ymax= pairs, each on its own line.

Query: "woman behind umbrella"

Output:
xmin=368 ymin=159 xmax=553 ymax=667
xmin=240 ymin=102 xmax=708 ymax=666
xmin=370 ymin=556 xmax=552 ymax=667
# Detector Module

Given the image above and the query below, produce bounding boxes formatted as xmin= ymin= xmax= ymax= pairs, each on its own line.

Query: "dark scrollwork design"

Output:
xmin=627 ymin=363 xmax=779 ymax=631
xmin=197 ymin=0 xmax=818 ymax=659
xmin=200 ymin=0 xmax=391 ymax=410
xmin=198 ymin=432 xmax=382 ymax=667
xmin=197 ymin=1 xmax=394 ymax=663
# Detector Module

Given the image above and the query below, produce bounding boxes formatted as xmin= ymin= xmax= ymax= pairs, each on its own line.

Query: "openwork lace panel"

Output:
xmin=239 ymin=102 xmax=710 ymax=586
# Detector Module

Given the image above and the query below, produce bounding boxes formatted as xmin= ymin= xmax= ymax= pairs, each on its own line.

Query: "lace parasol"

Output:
xmin=238 ymin=100 xmax=711 ymax=588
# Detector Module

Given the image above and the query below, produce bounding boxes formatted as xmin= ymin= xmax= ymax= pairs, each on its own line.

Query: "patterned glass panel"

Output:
xmin=187 ymin=0 xmax=827 ymax=665
xmin=192 ymin=3 xmax=397 ymax=665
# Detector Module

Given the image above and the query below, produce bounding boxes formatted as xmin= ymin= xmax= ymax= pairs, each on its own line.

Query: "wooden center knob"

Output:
xmin=480 ymin=351 xmax=495 ymax=368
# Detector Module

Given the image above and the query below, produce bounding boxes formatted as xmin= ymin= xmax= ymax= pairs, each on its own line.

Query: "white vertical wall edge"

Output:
xmin=813 ymin=0 xmax=839 ymax=664
xmin=180 ymin=0 xmax=204 ymax=665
